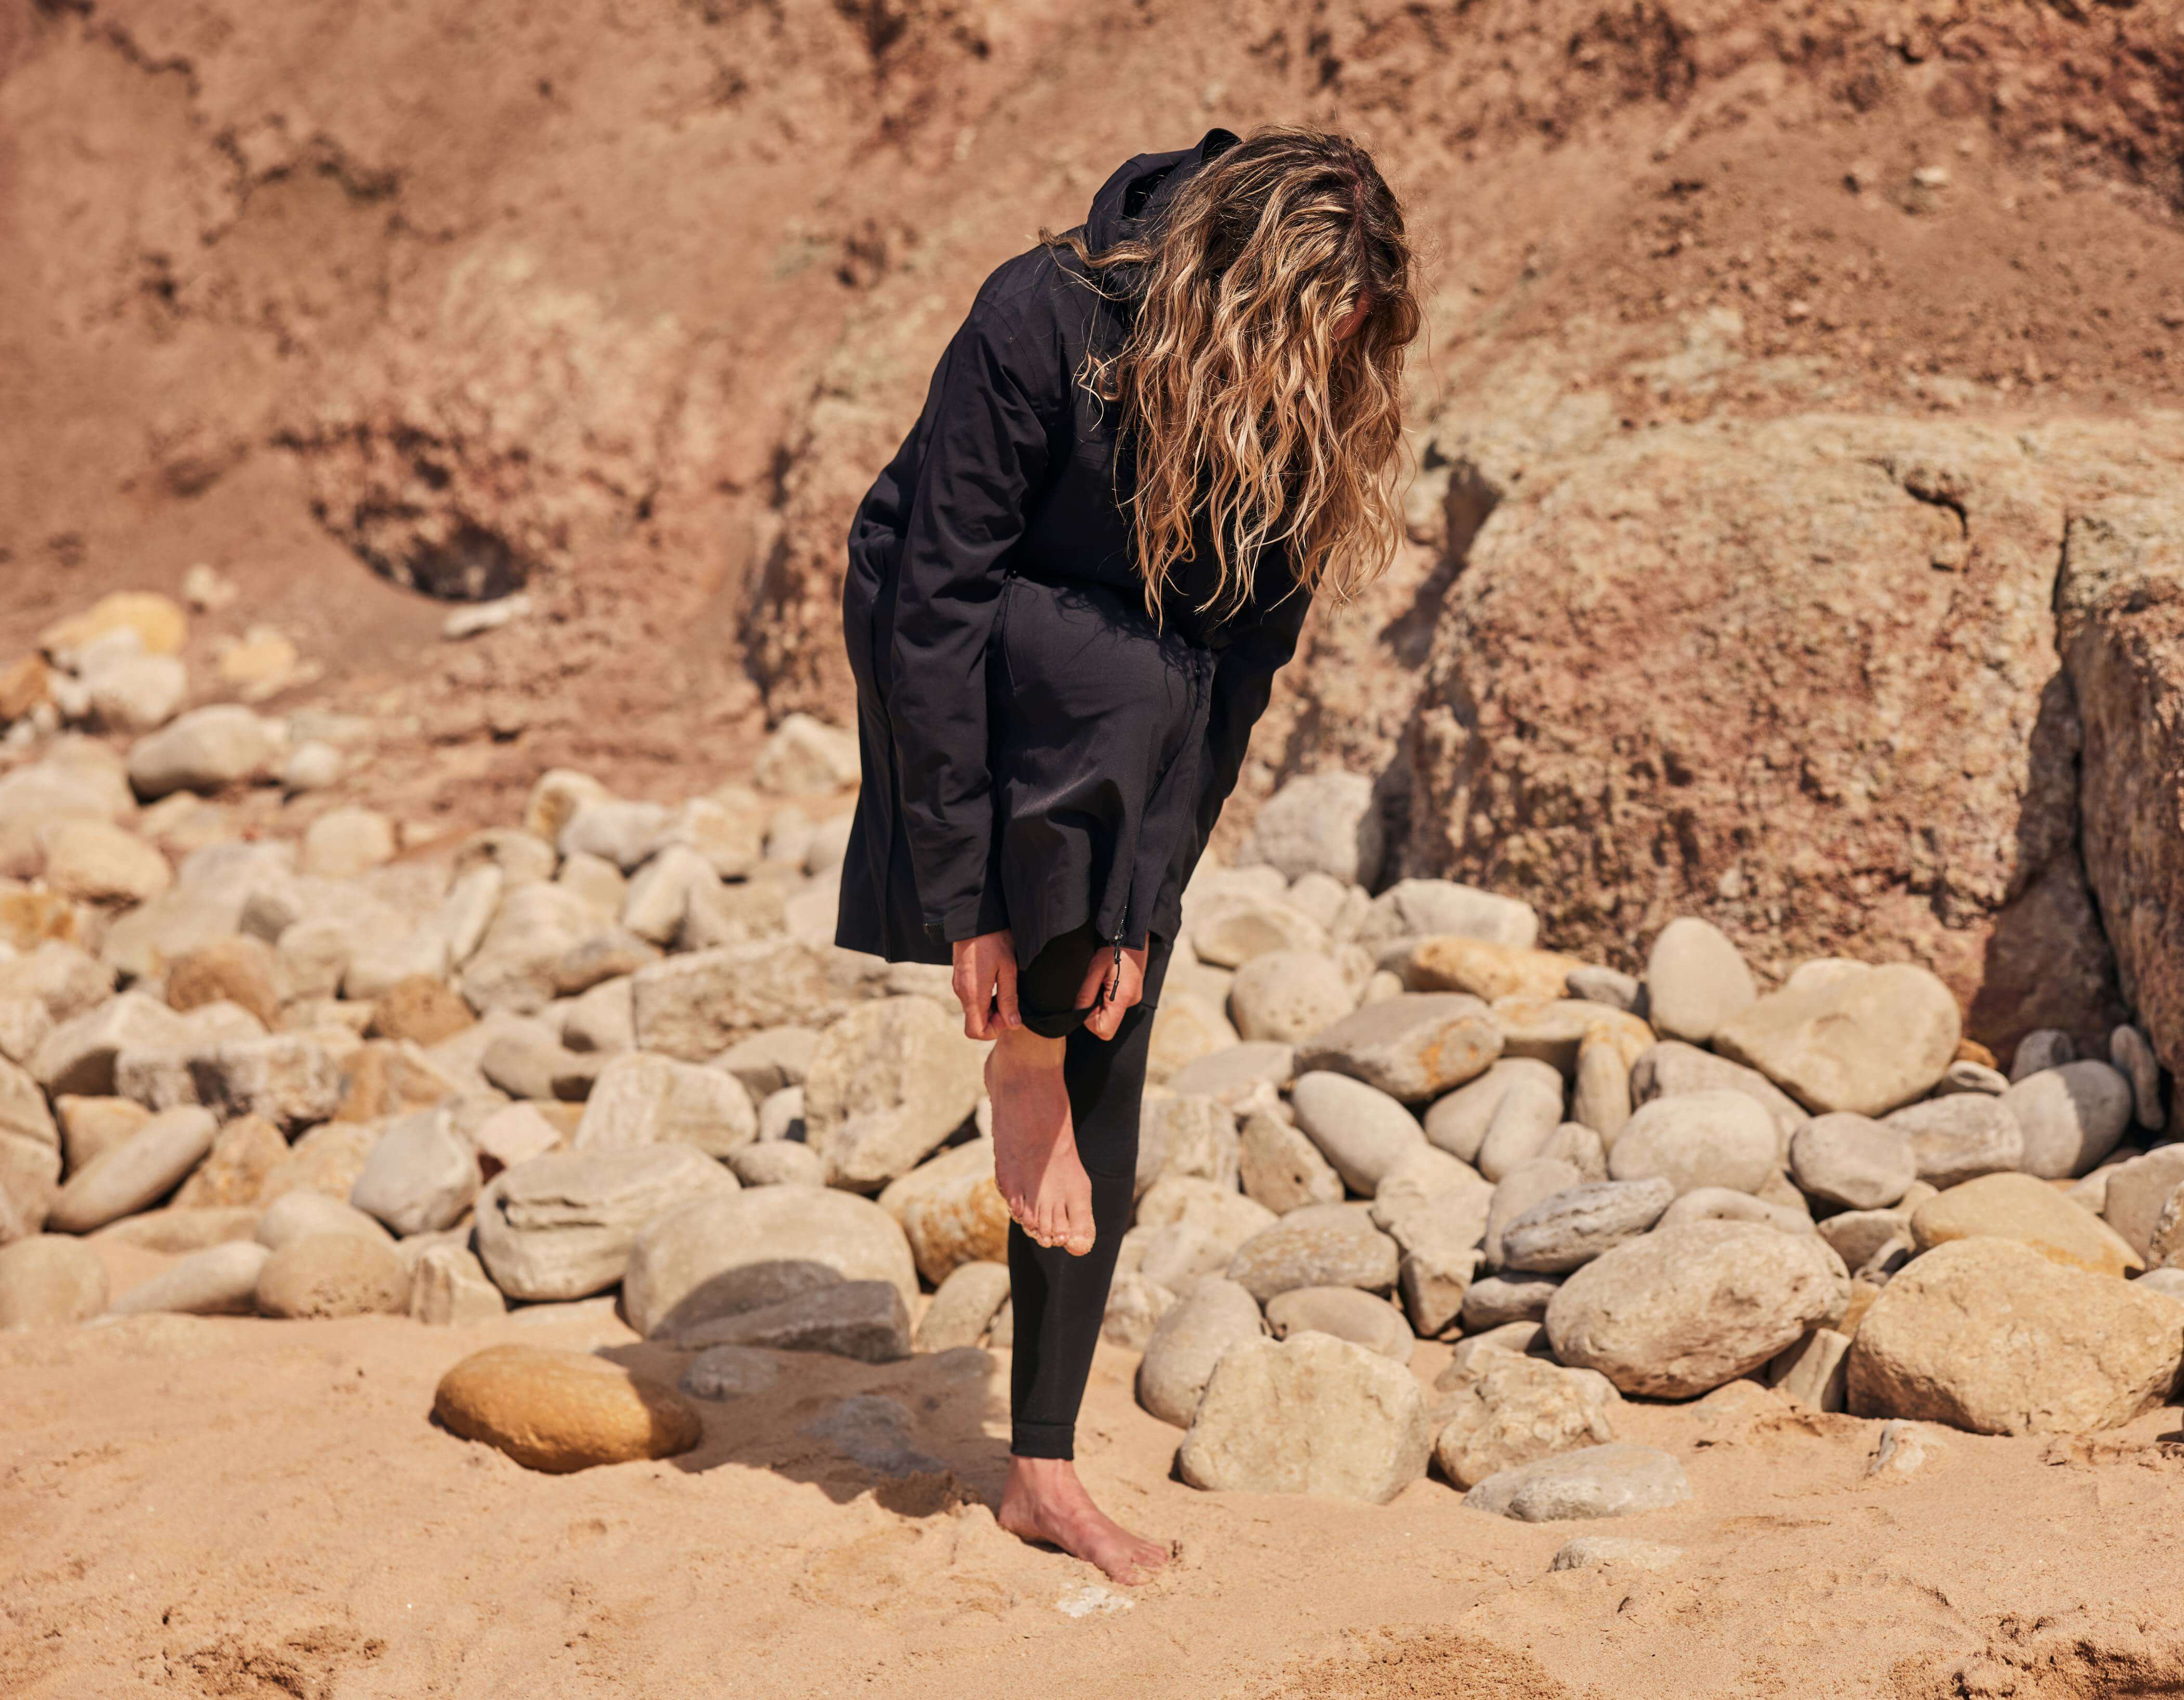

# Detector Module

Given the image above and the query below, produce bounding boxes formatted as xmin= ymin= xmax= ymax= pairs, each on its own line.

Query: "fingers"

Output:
xmin=993 ymin=954 xmax=1022 ymax=1031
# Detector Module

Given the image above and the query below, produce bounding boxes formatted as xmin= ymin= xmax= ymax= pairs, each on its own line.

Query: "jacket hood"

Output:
xmin=1083 ymin=127 xmax=1241 ymax=255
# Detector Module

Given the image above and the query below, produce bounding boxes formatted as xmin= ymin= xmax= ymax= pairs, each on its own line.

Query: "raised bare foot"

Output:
xmin=997 ymin=1457 xmax=1169 ymax=1585
xmin=986 ymin=1029 xmax=1095 ymax=1256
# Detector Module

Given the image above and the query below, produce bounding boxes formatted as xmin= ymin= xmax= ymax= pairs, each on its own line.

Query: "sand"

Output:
xmin=9 ymin=1236 xmax=2184 ymax=1698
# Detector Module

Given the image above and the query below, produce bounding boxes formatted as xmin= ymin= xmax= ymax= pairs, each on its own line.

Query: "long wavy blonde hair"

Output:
xmin=1045 ymin=125 xmax=1420 ymax=625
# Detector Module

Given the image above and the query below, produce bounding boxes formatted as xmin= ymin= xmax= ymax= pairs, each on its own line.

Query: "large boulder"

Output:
xmin=1227 ymin=1203 xmax=1400 ymax=1303
xmin=1499 ymin=1178 xmax=1674 ymax=1275
xmin=621 ymin=1182 xmax=916 ymax=1339
xmin=801 ymin=997 xmax=982 ymax=1190
xmin=255 ymin=1232 xmax=409 ymax=1318
xmin=1605 ymin=1091 xmax=1777 ymax=1197
xmin=1998 ymin=1061 xmax=2134 ymax=1180
xmin=0 ymin=1234 xmax=109 ymax=1328
xmin=126 ymin=705 xmax=282 ymax=798
xmin=1136 ymin=1276 xmax=1265 ymax=1428
xmin=2059 ymin=498 xmax=2184 ymax=1085
xmin=629 ymin=940 xmax=835 ymax=1060
xmin=1403 ymin=420 xmax=2121 ymax=1056
xmin=434 ymin=1344 xmax=701 ymax=1473
xmin=1846 ymin=1237 xmax=2184 ymax=1434
xmin=109 ymin=1241 xmax=270 ymax=1316
xmin=1711 ymin=964 xmax=1962 ymax=1117
xmin=1287 ymin=1070 xmax=1427 ymax=1196
xmin=1909 ymin=1172 xmax=2142 ymax=1279
xmin=1432 ymin=1353 xmax=1623 ymax=1489
xmin=1243 ymin=771 xmax=1384 ymax=885
xmin=574 ymin=1052 xmax=758 ymax=1157
xmin=877 ymin=1138 xmax=1009 ymax=1286
xmin=1176 ymin=1331 xmax=1434 ymax=1503
xmin=349 ymin=1108 xmax=480 ymax=1236
xmin=2103 ymin=1146 xmax=2184 ymax=1261
xmin=46 ymin=1106 xmax=217 ymax=1233
xmin=474 ymin=1145 xmax=738 ymax=1301
xmin=1545 ymin=1220 xmax=1846 ymax=1398
xmin=1293 ymin=993 xmax=1503 ymax=1103
xmin=1643 ymin=918 xmax=1756 ymax=1045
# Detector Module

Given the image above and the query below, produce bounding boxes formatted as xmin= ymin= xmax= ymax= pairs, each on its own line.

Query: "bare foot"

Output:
xmin=986 ymin=1029 xmax=1095 ymax=1256
xmin=997 ymin=1457 xmax=1169 ymax=1585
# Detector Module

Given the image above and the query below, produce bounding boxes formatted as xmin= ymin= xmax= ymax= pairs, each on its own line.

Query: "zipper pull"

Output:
xmin=1102 ymin=929 xmax=1125 ymax=1007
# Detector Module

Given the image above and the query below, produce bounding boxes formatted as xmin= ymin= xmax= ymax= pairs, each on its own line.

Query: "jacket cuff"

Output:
xmin=932 ymin=886 xmax=1011 ymax=945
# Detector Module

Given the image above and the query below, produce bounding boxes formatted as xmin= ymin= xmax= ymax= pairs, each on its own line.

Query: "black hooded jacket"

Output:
xmin=834 ymin=127 xmax=1312 ymax=971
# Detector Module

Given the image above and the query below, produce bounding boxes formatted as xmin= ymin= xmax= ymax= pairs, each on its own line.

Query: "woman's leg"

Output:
xmin=986 ymin=924 xmax=1101 ymax=1256
xmin=993 ymin=930 xmax=1172 ymax=1584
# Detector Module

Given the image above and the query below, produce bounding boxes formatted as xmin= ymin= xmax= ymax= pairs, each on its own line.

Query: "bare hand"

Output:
xmin=1074 ymin=941 xmax=1148 ymax=1041
xmin=952 ymin=930 xmax=1022 ymax=1040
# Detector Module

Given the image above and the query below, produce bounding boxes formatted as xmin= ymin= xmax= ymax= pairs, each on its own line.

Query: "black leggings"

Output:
xmin=1005 ymin=922 xmax=1171 ymax=1460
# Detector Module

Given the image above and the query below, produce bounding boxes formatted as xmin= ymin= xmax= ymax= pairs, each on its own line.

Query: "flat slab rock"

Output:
xmin=1463 ymin=1443 xmax=1693 ymax=1522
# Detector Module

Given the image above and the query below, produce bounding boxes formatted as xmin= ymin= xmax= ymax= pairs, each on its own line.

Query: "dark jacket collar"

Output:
xmin=1083 ymin=127 xmax=1240 ymax=254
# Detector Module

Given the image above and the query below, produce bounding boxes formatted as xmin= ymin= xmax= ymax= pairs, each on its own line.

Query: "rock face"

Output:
xmin=1432 ymin=1352 xmax=1621 ymax=1489
xmin=475 ymin=1145 xmax=738 ymax=1301
xmin=1711 ymin=964 xmax=1962 ymax=1117
xmin=1403 ymin=420 xmax=2120 ymax=1058
xmin=1293 ymin=993 xmax=1503 ymax=1103
xmin=802 ymin=997 xmax=982 ymax=1190
xmin=1847 ymin=1238 xmax=2184 ymax=1434
xmin=1177 ymin=1331 xmax=1434 ymax=1503
xmin=621 ymin=1182 xmax=917 ymax=1338
xmin=1545 ymin=1220 xmax=1845 ymax=1398
xmin=434 ymin=1344 xmax=702 ymax=1473
xmin=2059 ymin=498 xmax=2184 ymax=1084
xmin=1462 ymin=1443 xmax=1693 ymax=1522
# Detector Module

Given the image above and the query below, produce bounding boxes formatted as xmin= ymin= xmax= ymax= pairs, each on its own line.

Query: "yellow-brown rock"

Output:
xmin=1909 ymin=1171 xmax=2143 ymax=1279
xmin=1406 ymin=937 xmax=1583 ymax=1003
xmin=171 ymin=1114 xmax=290 ymax=1209
xmin=433 ymin=1343 xmax=702 ymax=1473
xmin=1491 ymin=997 xmax=1653 ymax=1071
xmin=41 ymin=591 xmax=188 ymax=658
xmin=0 ymin=889 xmax=79 ymax=951
xmin=878 ymin=1137 xmax=1009 ymax=1286
xmin=366 ymin=976 xmax=476 ymax=1047
xmin=166 ymin=936 xmax=282 ymax=1028
xmin=0 ymin=656 xmax=50 ymax=722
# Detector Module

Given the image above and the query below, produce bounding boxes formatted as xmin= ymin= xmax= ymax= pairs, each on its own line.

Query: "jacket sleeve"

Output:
xmin=1189 ymin=574 xmax=1314 ymax=858
xmin=885 ymin=289 xmax=1058 ymax=946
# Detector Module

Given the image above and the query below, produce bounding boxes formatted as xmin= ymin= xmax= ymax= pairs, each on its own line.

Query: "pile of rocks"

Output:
xmin=1113 ymin=772 xmax=2178 ymax=1509
xmin=2 ymin=598 xmax=2179 ymax=1498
